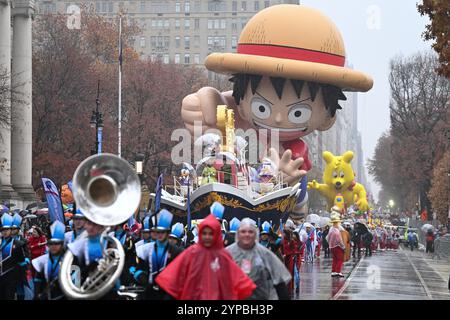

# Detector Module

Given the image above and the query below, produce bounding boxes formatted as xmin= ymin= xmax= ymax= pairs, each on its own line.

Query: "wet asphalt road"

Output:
xmin=294 ymin=245 xmax=450 ymax=300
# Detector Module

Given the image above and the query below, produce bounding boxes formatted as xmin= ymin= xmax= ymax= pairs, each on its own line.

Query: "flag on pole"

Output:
xmin=154 ymin=173 xmax=164 ymax=213
xmin=187 ymin=184 xmax=191 ymax=232
xmin=42 ymin=178 xmax=65 ymax=223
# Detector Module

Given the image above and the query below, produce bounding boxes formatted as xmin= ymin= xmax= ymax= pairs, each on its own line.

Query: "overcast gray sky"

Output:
xmin=300 ymin=0 xmax=432 ymax=201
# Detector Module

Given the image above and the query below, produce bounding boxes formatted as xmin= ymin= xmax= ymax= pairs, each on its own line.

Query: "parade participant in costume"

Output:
xmin=304 ymin=223 xmax=315 ymax=263
xmin=132 ymin=209 xmax=183 ymax=300
xmin=0 ymin=214 xmax=30 ymax=299
xmin=32 ymin=221 xmax=66 ymax=300
xmin=224 ymin=217 xmax=240 ymax=247
xmin=181 ymin=5 xmax=373 ymax=215
xmin=326 ymin=214 xmax=346 ymax=277
xmin=315 ymin=226 xmax=322 ymax=259
xmin=135 ymin=215 xmax=155 ymax=249
xmin=282 ymin=226 xmax=303 ymax=294
xmin=155 ymin=214 xmax=256 ymax=300
xmin=201 ymin=163 xmax=217 ymax=185
xmin=11 ymin=212 xmax=31 ymax=300
xmin=227 ymin=218 xmax=291 ymax=300
xmin=108 ymin=222 xmax=138 ymax=286
xmin=168 ymin=223 xmax=185 ymax=249
xmin=66 ymin=218 xmax=117 ymax=299
xmin=64 ymin=209 xmax=86 ymax=245
xmin=322 ymin=225 xmax=330 ymax=258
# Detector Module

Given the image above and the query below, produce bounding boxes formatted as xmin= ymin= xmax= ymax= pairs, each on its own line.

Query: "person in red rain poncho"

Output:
xmin=155 ymin=214 xmax=256 ymax=300
xmin=282 ymin=228 xmax=303 ymax=294
xmin=27 ymin=226 xmax=47 ymax=260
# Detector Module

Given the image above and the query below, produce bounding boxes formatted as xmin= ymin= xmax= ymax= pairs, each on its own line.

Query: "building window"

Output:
xmin=184 ymin=36 xmax=190 ymax=49
xmin=194 ymin=54 xmax=200 ymax=64
xmin=151 ymin=20 xmax=157 ymax=28
xmin=164 ymin=36 xmax=170 ymax=48
xmin=140 ymin=1 xmax=145 ymax=12
xmin=231 ymin=36 xmax=238 ymax=49
xmin=175 ymin=36 xmax=181 ymax=48
xmin=194 ymin=35 xmax=200 ymax=47
xmin=140 ymin=36 xmax=146 ymax=48
xmin=157 ymin=36 xmax=163 ymax=48
xmin=214 ymin=19 xmax=220 ymax=29
xmin=241 ymin=18 xmax=247 ymax=29
xmin=208 ymin=19 xmax=213 ymax=29
xmin=185 ymin=1 xmax=190 ymax=13
xmin=232 ymin=19 xmax=237 ymax=30
xmin=264 ymin=1 xmax=269 ymax=8
xmin=164 ymin=20 xmax=170 ymax=28
xmin=175 ymin=54 xmax=181 ymax=64
xmin=184 ymin=54 xmax=190 ymax=64
xmin=175 ymin=19 xmax=180 ymax=29
xmin=175 ymin=2 xmax=181 ymax=12
xmin=185 ymin=19 xmax=190 ymax=29
xmin=194 ymin=18 xmax=200 ymax=29
xmin=151 ymin=36 xmax=157 ymax=48
xmin=163 ymin=54 xmax=169 ymax=64
xmin=242 ymin=1 xmax=247 ymax=11
xmin=232 ymin=1 xmax=237 ymax=11
xmin=194 ymin=1 xmax=201 ymax=12
xmin=158 ymin=20 xmax=163 ymax=28
xmin=254 ymin=1 xmax=259 ymax=11
xmin=220 ymin=19 xmax=226 ymax=29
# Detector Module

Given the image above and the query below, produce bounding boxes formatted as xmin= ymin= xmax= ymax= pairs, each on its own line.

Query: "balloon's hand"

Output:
xmin=268 ymin=148 xmax=306 ymax=186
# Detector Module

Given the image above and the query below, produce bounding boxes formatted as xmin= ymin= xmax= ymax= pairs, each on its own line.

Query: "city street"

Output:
xmin=295 ymin=246 xmax=450 ymax=300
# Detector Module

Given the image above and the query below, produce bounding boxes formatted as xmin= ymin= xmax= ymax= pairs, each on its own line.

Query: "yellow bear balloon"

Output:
xmin=308 ymin=151 xmax=369 ymax=212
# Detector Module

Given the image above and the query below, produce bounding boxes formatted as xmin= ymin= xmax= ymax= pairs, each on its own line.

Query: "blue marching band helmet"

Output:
xmin=261 ymin=221 xmax=272 ymax=235
xmin=142 ymin=215 xmax=151 ymax=232
xmin=1 ymin=213 xmax=14 ymax=229
xmin=229 ymin=217 xmax=241 ymax=234
xmin=12 ymin=213 xmax=23 ymax=229
xmin=210 ymin=201 xmax=224 ymax=220
xmin=49 ymin=221 xmax=66 ymax=244
xmin=155 ymin=209 xmax=173 ymax=231
xmin=170 ymin=222 xmax=184 ymax=239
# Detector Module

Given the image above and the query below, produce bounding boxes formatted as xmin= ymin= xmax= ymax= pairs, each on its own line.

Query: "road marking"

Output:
xmin=420 ymin=256 xmax=449 ymax=283
xmin=331 ymin=255 xmax=365 ymax=300
xmin=403 ymin=250 xmax=433 ymax=300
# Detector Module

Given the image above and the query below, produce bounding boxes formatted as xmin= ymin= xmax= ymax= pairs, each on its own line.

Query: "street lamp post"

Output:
xmin=90 ymin=81 xmax=104 ymax=155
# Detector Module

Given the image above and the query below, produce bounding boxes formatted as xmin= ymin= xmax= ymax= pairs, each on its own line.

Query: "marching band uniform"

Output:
xmin=64 ymin=210 xmax=86 ymax=245
xmin=135 ymin=215 xmax=155 ymax=249
xmin=223 ymin=217 xmax=240 ymax=247
xmin=0 ymin=214 xmax=30 ymax=300
xmin=11 ymin=213 xmax=31 ymax=300
xmin=132 ymin=210 xmax=183 ymax=300
xmin=108 ymin=224 xmax=138 ymax=286
xmin=32 ymin=221 xmax=66 ymax=300
xmin=168 ymin=223 xmax=185 ymax=249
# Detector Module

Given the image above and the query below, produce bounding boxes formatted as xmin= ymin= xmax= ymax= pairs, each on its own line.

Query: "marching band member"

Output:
xmin=131 ymin=209 xmax=183 ymax=299
xmin=168 ymin=222 xmax=185 ymax=249
xmin=64 ymin=209 xmax=86 ymax=245
xmin=66 ymin=218 xmax=116 ymax=299
xmin=109 ymin=222 xmax=138 ymax=287
xmin=32 ymin=221 xmax=66 ymax=300
xmin=0 ymin=214 xmax=30 ymax=300
xmin=135 ymin=215 xmax=156 ymax=248
xmin=11 ymin=212 xmax=31 ymax=300
xmin=224 ymin=217 xmax=240 ymax=247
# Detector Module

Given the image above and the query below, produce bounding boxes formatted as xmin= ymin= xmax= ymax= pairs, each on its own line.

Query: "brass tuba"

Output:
xmin=59 ymin=154 xmax=141 ymax=299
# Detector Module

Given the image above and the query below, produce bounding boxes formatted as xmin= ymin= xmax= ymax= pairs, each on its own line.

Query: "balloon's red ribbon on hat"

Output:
xmin=237 ymin=44 xmax=345 ymax=67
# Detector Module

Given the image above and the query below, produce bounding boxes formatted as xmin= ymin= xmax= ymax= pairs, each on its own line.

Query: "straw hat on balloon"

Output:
xmin=205 ymin=4 xmax=373 ymax=92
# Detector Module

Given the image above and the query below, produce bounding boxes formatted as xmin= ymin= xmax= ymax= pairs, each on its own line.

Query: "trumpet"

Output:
xmin=59 ymin=154 xmax=141 ymax=299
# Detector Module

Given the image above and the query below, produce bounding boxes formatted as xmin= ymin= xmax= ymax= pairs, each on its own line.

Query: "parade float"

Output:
xmin=150 ymin=105 xmax=301 ymax=224
xmin=307 ymin=151 xmax=369 ymax=214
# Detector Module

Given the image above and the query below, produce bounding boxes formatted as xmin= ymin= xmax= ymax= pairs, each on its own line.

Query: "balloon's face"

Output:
xmin=237 ymin=76 xmax=336 ymax=142
xmin=61 ymin=185 xmax=74 ymax=204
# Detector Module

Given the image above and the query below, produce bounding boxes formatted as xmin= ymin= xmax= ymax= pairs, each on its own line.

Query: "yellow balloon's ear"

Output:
xmin=323 ymin=151 xmax=334 ymax=164
xmin=342 ymin=151 xmax=354 ymax=163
